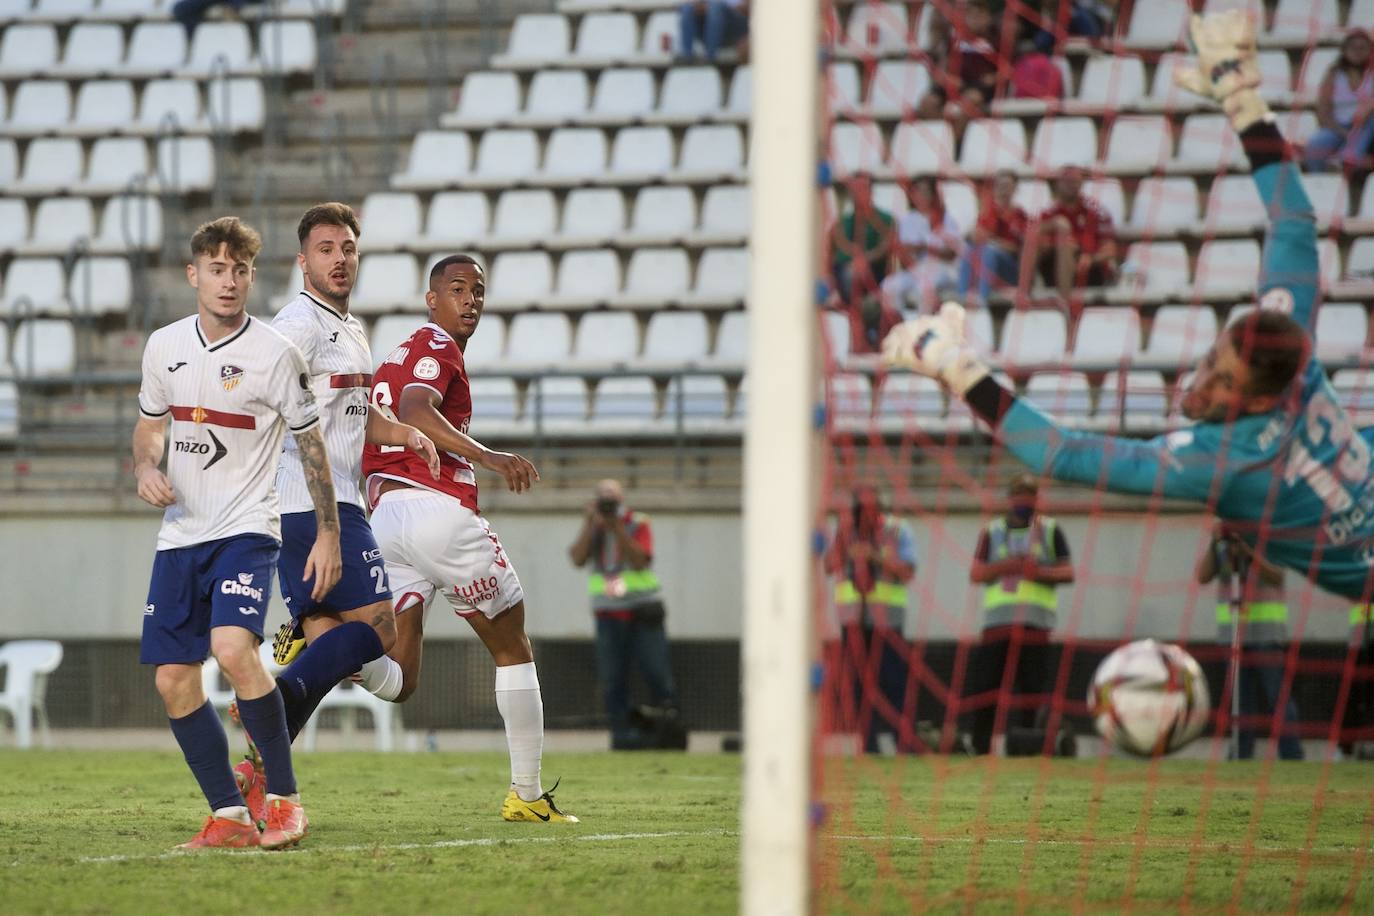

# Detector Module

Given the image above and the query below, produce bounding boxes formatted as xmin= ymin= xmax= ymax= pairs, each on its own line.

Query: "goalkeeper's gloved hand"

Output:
xmin=1172 ymin=10 xmax=1272 ymax=132
xmin=879 ymin=301 xmax=990 ymax=397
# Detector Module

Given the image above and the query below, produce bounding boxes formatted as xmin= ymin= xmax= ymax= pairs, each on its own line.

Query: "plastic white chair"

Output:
xmin=3 ymin=258 xmax=69 ymax=316
xmin=556 ymin=187 xmax=625 ymax=247
xmin=185 ymin=21 xmax=253 ymax=77
xmin=653 ymin=66 xmax=722 ymax=124
xmin=624 ymin=186 xmax=695 ymax=246
xmin=485 ymin=251 xmax=552 ymax=312
xmin=845 ymin=1 xmax=909 ymax=54
xmin=1174 ymin=114 xmax=1247 ymax=172
xmin=76 ymin=137 xmax=150 ymax=195
xmin=93 ymin=194 xmax=163 ymax=254
xmin=137 ymin=79 xmax=202 ymax=134
xmin=1070 ymin=307 xmax=1141 ymax=369
xmin=22 ymin=197 xmax=95 ymax=256
xmin=1128 ymin=178 xmax=1198 ymax=235
xmin=867 ymin=60 xmax=930 ymax=118
xmin=205 ymin=77 xmax=265 ymax=133
xmin=299 ymin=679 xmax=403 ymax=752
xmin=444 ymin=71 xmax=520 ymax=128
xmin=572 ymin=311 xmax=639 ymax=366
xmin=639 ymin=311 xmax=709 ymax=367
xmin=540 ymin=127 xmax=607 ymax=184
xmin=392 ymin=131 xmax=471 ymax=191
xmin=607 ymin=125 xmax=674 ymax=183
xmin=589 ymin=68 xmax=655 ymax=125
xmin=684 ymin=247 xmax=748 ymax=310
xmin=471 ymin=128 xmax=539 ymax=185
xmin=611 ymin=247 xmax=691 ymax=309
xmin=1076 ymin=56 xmax=1146 ymax=109
xmin=505 ymin=312 xmax=573 ymax=368
xmin=352 ymin=253 xmax=420 ymax=314
xmin=492 ymin=13 xmax=570 ymax=68
xmin=154 ymin=136 xmax=215 ymax=193
xmin=1121 ymin=0 xmax=1189 ymax=48
xmin=674 ymin=124 xmax=744 ymax=181
xmin=829 ymin=121 xmax=885 ymax=179
xmin=0 ymin=23 xmax=58 ymax=79
xmin=11 ymin=138 xmax=83 ymax=196
xmin=889 ymin=120 xmax=954 ymax=176
xmin=574 ymin=12 xmax=637 ymax=65
xmin=1104 ymin=116 xmax=1172 ymax=175
xmin=3 ymin=80 xmax=71 ymax=136
xmin=488 ymin=189 xmax=557 ymax=248
xmin=419 ymin=191 xmax=488 ymax=248
xmin=691 ymin=185 xmax=750 ymax=246
xmin=0 ymin=197 xmax=28 ymax=252
xmin=999 ymin=310 xmax=1068 ymax=366
xmin=359 ymin=191 xmax=422 ymax=251
xmin=519 ymin=69 xmax=589 ymax=126
xmin=12 ymin=319 xmax=75 ymax=377
xmin=959 ymin=118 xmax=1028 ymax=176
xmin=1194 ymin=240 xmax=1261 ymax=298
xmin=1204 ymin=175 xmax=1266 ymax=232
xmin=257 ymin=21 xmax=318 ymax=75
xmin=0 ymin=640 xmax=63 ymax=748
xmin=548 ymin=249 xmax=620 ymax=310
xmin=1031 ymin=117 xmax=1097 ymax=171
xmin=116 ymin=22 xmax=188 ymax=78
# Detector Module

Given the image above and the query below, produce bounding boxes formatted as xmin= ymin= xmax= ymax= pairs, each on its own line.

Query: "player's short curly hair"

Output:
xmin=1227 ymin=308 xmax=1311 ymax=398
xmin=190 ymin=216 xmax=262 ymax=263
xmin=428 ymin=253 xmax=484 ymax=285
xmin=297 ymin=202 xmax=361 ymax=247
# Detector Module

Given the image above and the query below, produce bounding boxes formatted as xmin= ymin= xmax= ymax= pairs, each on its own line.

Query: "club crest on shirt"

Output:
xmin=220 ymin=364 xmax=245 ymax=391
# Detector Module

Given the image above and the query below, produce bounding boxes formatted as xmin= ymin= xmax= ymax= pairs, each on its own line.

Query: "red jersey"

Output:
xmin=975 ymin=200 xmax=1028 ymax=248
xmin=1040 ymin=196 xmax=1115 ymax=255
xmin=363 ymin=322 xmax=479 ymax=512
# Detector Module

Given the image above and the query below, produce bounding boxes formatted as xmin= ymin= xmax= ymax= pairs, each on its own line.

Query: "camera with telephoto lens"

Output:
xmin=597 ymin=497 xmax=619 ymax=516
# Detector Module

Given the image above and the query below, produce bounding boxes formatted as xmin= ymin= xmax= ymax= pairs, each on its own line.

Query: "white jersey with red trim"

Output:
xmin=271 ymin=291 xmax=372 ymax=513
xmin=363 ymin=322 xmax=479 ymax=512
xmin=138 ymin=314 xmax=319 ymax=550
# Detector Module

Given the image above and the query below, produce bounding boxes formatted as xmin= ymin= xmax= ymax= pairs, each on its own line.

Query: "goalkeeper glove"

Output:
xmin=879 ymin=301 xmax=990 ymax=397
xmin=1172 ymin=10 xmax=1272 ymax=133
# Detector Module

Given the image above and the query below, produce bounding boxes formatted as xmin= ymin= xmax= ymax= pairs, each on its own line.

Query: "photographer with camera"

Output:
xmin=569 ymin=479 xmax=682 ymax=750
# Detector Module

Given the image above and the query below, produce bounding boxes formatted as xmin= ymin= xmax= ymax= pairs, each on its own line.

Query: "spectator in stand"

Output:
xmin=1009 ymin=36 xmax=1065 ymax=101
xmin=958 ymin=170 xmax=1028 ymax=307
xmin=1305 ymin=29 xmax=1374 ymax=173
xmin=1033 ymin=166 xmax=1119 ymax=304
xmin=940 ymin=1 xmax=999 ymax=136
xmin=915 ymin=85 xmax=949 ymax=122
xmin=829 ymin=171 xmax=895 ymax=309
xmin=678 ymin=0 xmax=750 ymax=62
xmin=881 ymin=177 xmax=965 ymax=313
xmin=171 ymin=0 xmax=262 ymax=35
xmin=1022 ymin=0 xmax=1114 ymax=53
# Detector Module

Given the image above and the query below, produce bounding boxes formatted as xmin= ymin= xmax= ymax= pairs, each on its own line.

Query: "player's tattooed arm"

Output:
xmin=294 ymin=425 xmax=343 ymax=600
xmin=131 ymin=416 xmax=175 ymax=508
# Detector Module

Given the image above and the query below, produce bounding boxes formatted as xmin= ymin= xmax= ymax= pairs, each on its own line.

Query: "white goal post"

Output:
xmin=741 ymin=0 xmax=820 ymax=912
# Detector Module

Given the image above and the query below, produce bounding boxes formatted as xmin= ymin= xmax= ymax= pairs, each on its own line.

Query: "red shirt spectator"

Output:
xmin=1035 ymin=167 xmax=1120 ymax=298
xmin=976 ymin=194 xmax=1029 ymax=249
xmin=1011 ymin=48 xmax=1064 ymax=100
xmin=1039 ymin=195 xmax=1114 ymax=255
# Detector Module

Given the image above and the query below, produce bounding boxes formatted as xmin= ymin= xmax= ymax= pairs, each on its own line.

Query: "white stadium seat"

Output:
xmin=867 ymin=60 xmax=930 ymax=118
xmin=11 ymin=138 xmax=82 ymax=195
xmin=541 ymin=127 xmax=607 ymax=185
xmin=1194 ymin=240 xmax=1261 ymax=298
xmin=2 ymin=80 xmax=70 ymax=136
xmin=185 ymin=22 xmax=253 ymax=77
xmin=709 ymin=311 xmax=747 ymax=368
xmin=1104 ymin=116 xmax=1172 ymax=175
xmin=588 ymin=68 xmax=655 ymax=125
xmin=607 ymin=126 xmax=674 ymax=184
xmin=640 ymin=311 xmax=709 ymax=367
xmin=828 ymin=373 xmax=873 ymax=432
xmin=572 ymin=311 xmax=639 ymax=367
xmin=999 ymin=310 xmax=1067 ymax=365
xmin=470 ymin=128 xmax=539 ymax=187
xmin=690 ymin=185 xmax=750 ymax=246
xmin=1315 ymin=303 xmax=1369 ymax=362
xmin=393 ymin=131 xmax=471 ymax=190
xmin=460 ymin=313 xmax=507 ymax=369
xmin=467 ymin=377 xmax=525 ymax=435
xmin=0 ymin=138 xmax=13 ymax=186
xmin=667 ymin=375 xmax=733 ymax=430
xmin=505 ymin=312 xmax=572 ymax=369
xmin=636 ymin=10 xmax=677 ymax=61
xmin=1270 ymin=0 xmax=1339 ymax=46
xmin=492 ymin=14 xmax=570 ymax=68
xmin=1146 ymin=53 xmax=1204 ymax=112
xmin=612 ymin=247 xmax=690 ymax=309
xmin=1100 ymin=371 xmax=1169 ymax=431
xmin=442 ymin=71 xmax=520 ymax=129
xmin=1122 ymin=0 xmax=1189 ymax=49
xmin=1174 ymin=114 xmax=1247 ymax=172
xmin=889 ymin=120 xmax=954 ymax=176
xmin=351 ymin=253 xmax=420 ymax=315
xmin=1084 ymin=178 xmax=1125 ymax=226
xmin=12 ymin=319 xmax=75 ymax=377
xmin=20 ymin=197 xmax=94 ymax=256
xmin=574 ymin=12 xmax=637 ymax=66
xmin=359 ymin=192 xmax=422 ymax=252
xmin=0 ymin=24 xmax=58 ymax=79
xmin=547 ymin=249 xmax=620 ymax=310
xmin=3 ymin=259 xmax=68 ymax=317
xmin=845 ymin=1 xmax=909 ymax=55
xmin=1256 ymin=50 xmax=1294 ymax=104
xmin=683 ymin=247 xmax=748 ymax=310
xmin=518 ymin=70 xmax=589 ymax=127
xmin=1012 ymin=178 xmax=1050 ymax=215
xmin=1026 ymin=372 xmax=1094 ymax=426
xmin=371 ymin=315 xmax=427 ymax=369
xmin=829 ymin=121 xmax=885 ymax=179
xmin=959 ymin=119 xmax=1028 ymax=176
xmin=205 ymin=77 xmax=265 ymax=133
xmin=0 ymin=198 xmax=28 ymax=253
xmin=1204 ymin=175 xmax=1266 ymax=233
xmin=527 ymin=376 xmax=588 ymax=428
xmin=623 ymin=186 xmax=695 ymax=246
xmin=653 ymin=66 xmax=723 ymax=125
xmin=589 ymin=376 xmax=660 ymax=429
xmin=87 ymin=0 xmax=161 ymax=20
xmin=1076 ymin=56 xmax=1146 ymax=110
xmin=154 ymin=136 xmax=214 ymax=192
xmin=116 ymin=23 xmax=188 ymax=78
xmin=1129 ymin=177 xmax=1198 ymax=235
xmin=51 ymin=23 xmax=124 ymax=77
xmin=485 ymin=251 xmax=552 ymax=312
xmin=1143 ymin=305 xmax=1218 ymax=367
xmin=875 ymin=374 xmax=945 ymax=431
xmin=69 ymin=256 xmax=131 ymax=316
xmin=66 ymin=80 xmax=137 ymax=138
xmin=1303 ymin=173 xmax=1349 ymax=229
xmin=1332 ymin=367 xmax=1374 ymax=425
xmin=137 ymin=79 xmax=202 ymax=134
xmin=1296 ymin=47 xmax=1341 ymax=100
xmin=554 ymin=187 xmax=625 ymax=248
xmin=418 ymin=191 xmax=488 ymax=248
xmin=1070 ymin=308 xmax=1141 ymax=368
xmin=487 ymin=189 xmax=557 ymax=249
xmin=257 ymin=21 xmax=318 ymax=75
xmin=32 ymin=0 xmax=94 ymax=20
xmin=827 ymin=62 xmax=861 ymax=115
xmin=93 ymin=194 xmax=163 ymax=254
xmin=725 ymin=65 xmax=751 ymax=120
xmin=674 ymin=124 xmax=745 ymax=182
xmin=1031 ymin=117 xmax=1097 ymax=171
xmin=1120 ymin=242 xmax=1191 ymax=298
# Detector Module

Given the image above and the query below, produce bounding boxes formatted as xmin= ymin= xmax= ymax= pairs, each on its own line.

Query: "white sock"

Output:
xmin=358 ymin=655 xmax=404 ymax=701
xmin=213 ymin=805 xmax=251 ymax=824
xmin=494 ymin=661 xmax=544 ymax=803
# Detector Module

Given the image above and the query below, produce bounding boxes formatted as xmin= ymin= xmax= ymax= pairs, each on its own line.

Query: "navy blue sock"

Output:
xmin=277 ymin=621 xmax=385 ymax=741
xmin=235 ymin=688 xmax=298 ymax=797
xmin=168 ymin=700 xmax=243 ymax=812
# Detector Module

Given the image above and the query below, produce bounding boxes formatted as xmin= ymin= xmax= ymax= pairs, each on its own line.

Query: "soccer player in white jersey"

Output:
xmin=133 ymin=217 xmax=341 ymax=850
xmin=224 ymin=203 xmax=441 ymax=823
xmin=360 ymin=255 xmax=578 ymax=823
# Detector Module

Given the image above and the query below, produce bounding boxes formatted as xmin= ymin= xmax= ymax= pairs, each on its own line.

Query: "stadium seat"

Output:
xmin=92 ymin=194 xmax=162 ymax=254
xmin=371 ymin=315 xmax=432 ymax=369
xmin=1012 ymin=178 xmax=1050 ymax=216
xmin=351 ymin=253 xmax=420 ymax=315
xmin=2 ymin=80 xmax=70 ymax=136
xmin=1145 ymin=54 xmax=1204 ymax=112
xmin=1332 ymin=367 xmax=1374 ymax=425
xmin=31 ymin=0 xmax=93 ymax=21
xmin=69 ymin=256 xmax=131 ymax=317
xmin=828 ymin=373 xmax=873 ymax=433
xmin=1030 ymin=117 xmax=1097 ymax=171
xmin=827 ymin=62 xmax=862 ymax=116
xmin=485 ymin=250 xmax=553 ymax=312
xmin=0 ymin=24 xmax=57 ymax=79
xmin=638 ymin=310 xmax=709 ymax=369
xmin=1099 ymin=370 xmax=1169 ymax=432
xmin=487 ymin=189 xmax=557 ymax=249
xmin=1315 ymin=303 xmax=1369 ymax=363
xmin=461 ymin=313 xmax=505 ymax=367
xmin=467 ymin=376 xmax=527 ymax=437
xmin=652 ymin=66 xmax=723 ymax=126
xmin=708 ymin=310 xmax=747 ymax=369
xmin=588 ymin=376 xmax=660 ymax=430
xmin=632 ymin=9 xmax=678 ymax=63
xmin=1103 ymin=116 xmax=1173 ymax=176
xmin=1319 ymin=239 xmax=1340 ymax=293
xmin=136 ymin=79 xmax=202 ymax=134
xmin=256 ymin=21 xmax=318 ymax=75
xmin=65 ymin=81 xmax=137 ymax=139
xmin=392 ymin=131 xmax=471 ymax=190
xmin=1302 ymin=173 xmax=1349 ymax=229
xmin=1074 ymin=55 xmax=1146 ymax=111
xmin=50 ymin=23 xmax=123 ymax=77
xmin=1142 ymin=305 xmax=1218 ymax=368
xmin=829 ymin=121 xmax=886 ymax=179
xmin=0 ymin=138 xmax=17 ymax=187
xmin=1128 ymin=177 xmax=1199 ymax=236
xmin=184 ymin=21 xmax=252 ymax=77
xmin=1255 ymin=50 xmax=1294 ymax=105
xmin=964 ymin=305 xmax=997 ymax=351
xmin=612 ymin=247 xmax=690 ymax=309
xmin=889 ymin=120 xmax=955 ymax=176
xmin=588 ymin=68 xmax=655 ymax=125
xmin=571 ymin=311 xmax=639 ymax=368
xmin=417 ymin=190 xmax=488 ymax=248
xmin=866 ymin=60 xmax=930 ymax=119
xmin=1204 ymin=175 xmax=1266 ymax=233
xmin=1194 ymin=240 xmax=1261 ymax=299
xmin=492 ymin=13 xmax=570 ymax=69
xmin=19 ymin=197 xmax=93 ymax=256
xmin=440 ymin=71 xmax=519 ymax=129
xmin=958 ymin=118 xmax=1028 ymax=177
xmin=359 ymin=192 xmax=422 ymax=252
xmin=1295 ymin=46 xmax=1341 ymax=102
xmin=470 ymin=129 xmax=540 ymax=188
xmin=999 ymin=310 xmax=1067 ymax=366
xmin=683 ymin=247 xmax=748 ymax=310
xmin=553 ymin=187 xmax=625 ymax=249
xmin=1173 ymin=114 xmax=1247 ymax=172
xmin=674 ymin=124 xmax=745 ymax=182
xmin=540 ymin=127 xmax=607 ymax=185
xmin=690 ymin=185 xmax=750 ymax=247
xmin=875 ymin=374 xmax=946 ymax=434
xmin=505 ymin=312 xmax=573 ymax=369
xmin=1269 ymin=0 xmax=1339 ymax=46
xmin=573 ymin=12 xmax=637 ymax=66
xmin=87 ymin=0 xmax=162 ymax=20
xmin=205 ymin=77 xmax=265 ymax=133
xmin=1121 ymin=0 xmax=1189 ymax=49
xmin=665 ymin=374 xmax=733 ymax=431
xmin=528 ymin=376 xmax=588 ymax=428
xmin=116 ymin=23 xmax=188 ymax=78
xmin=547 ymin=249 xmax=620 ymax=310
xmin=607 ymin=126 xmax=674 ymax=184
xmin=621 ymin=186 xmax=695 ymax=247
xmin=0 ymin=198 xmax=28 ymax=253
xmin=12 ymin=319 xmax=75 ymax=376
xmin=844 ymin=1 xmax=909 ymax=55
xmin=0 ymin=640 xmax=64 ymax=749
xmin=1070 ymin=307 xmax=1141 ymax=369
xmin=1026 ymin=372 xmax=1094 ymax=426
xmin=725 ymin=65 xmax=751 ymax=121
xmin=1084 ymin=178 xmax=1125 ymax=226
xmin=10 ymin=138 xmax=82 ymax=196
xmin=0 ymin=378 xmax=14 ymax=440
xmin=518 ymin=70 xmax=590 ymax=128
xmin=823 ymin=311 xmax=852 ymax=365
xmin=153 ymin=136 xmax=214 ymax=192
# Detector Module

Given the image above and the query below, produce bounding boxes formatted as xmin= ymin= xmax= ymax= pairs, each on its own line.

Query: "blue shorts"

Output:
xmin=141 ymin=534 xmax=278 ymax=665
xmin=278 ymin=503 xmax=390 ymax=619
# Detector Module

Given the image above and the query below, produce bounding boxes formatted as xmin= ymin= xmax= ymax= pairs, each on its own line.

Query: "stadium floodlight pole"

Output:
xmin=741 ymin=0 xmax=820 ymax=912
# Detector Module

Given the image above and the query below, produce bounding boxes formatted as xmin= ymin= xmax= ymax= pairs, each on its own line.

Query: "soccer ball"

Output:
xmin=1089 ymin=638 xmax=1211 ymax=757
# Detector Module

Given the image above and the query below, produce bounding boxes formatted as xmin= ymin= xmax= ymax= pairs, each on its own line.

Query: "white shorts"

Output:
xmin=368 ymin=487 xmax=524 ymax=621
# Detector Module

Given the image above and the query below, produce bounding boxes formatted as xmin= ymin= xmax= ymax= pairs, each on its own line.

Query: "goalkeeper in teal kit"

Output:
xmin=886 ymin=12 xmax=1374 ymax=609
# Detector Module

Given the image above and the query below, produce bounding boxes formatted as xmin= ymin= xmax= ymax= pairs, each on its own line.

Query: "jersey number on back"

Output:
xmin=370 ymin=382 xmax=406 ymax=455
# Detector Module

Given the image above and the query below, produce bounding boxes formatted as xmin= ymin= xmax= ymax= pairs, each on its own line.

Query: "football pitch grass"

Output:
xmin=2 ymin=749 xmax=1373 ymax=914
